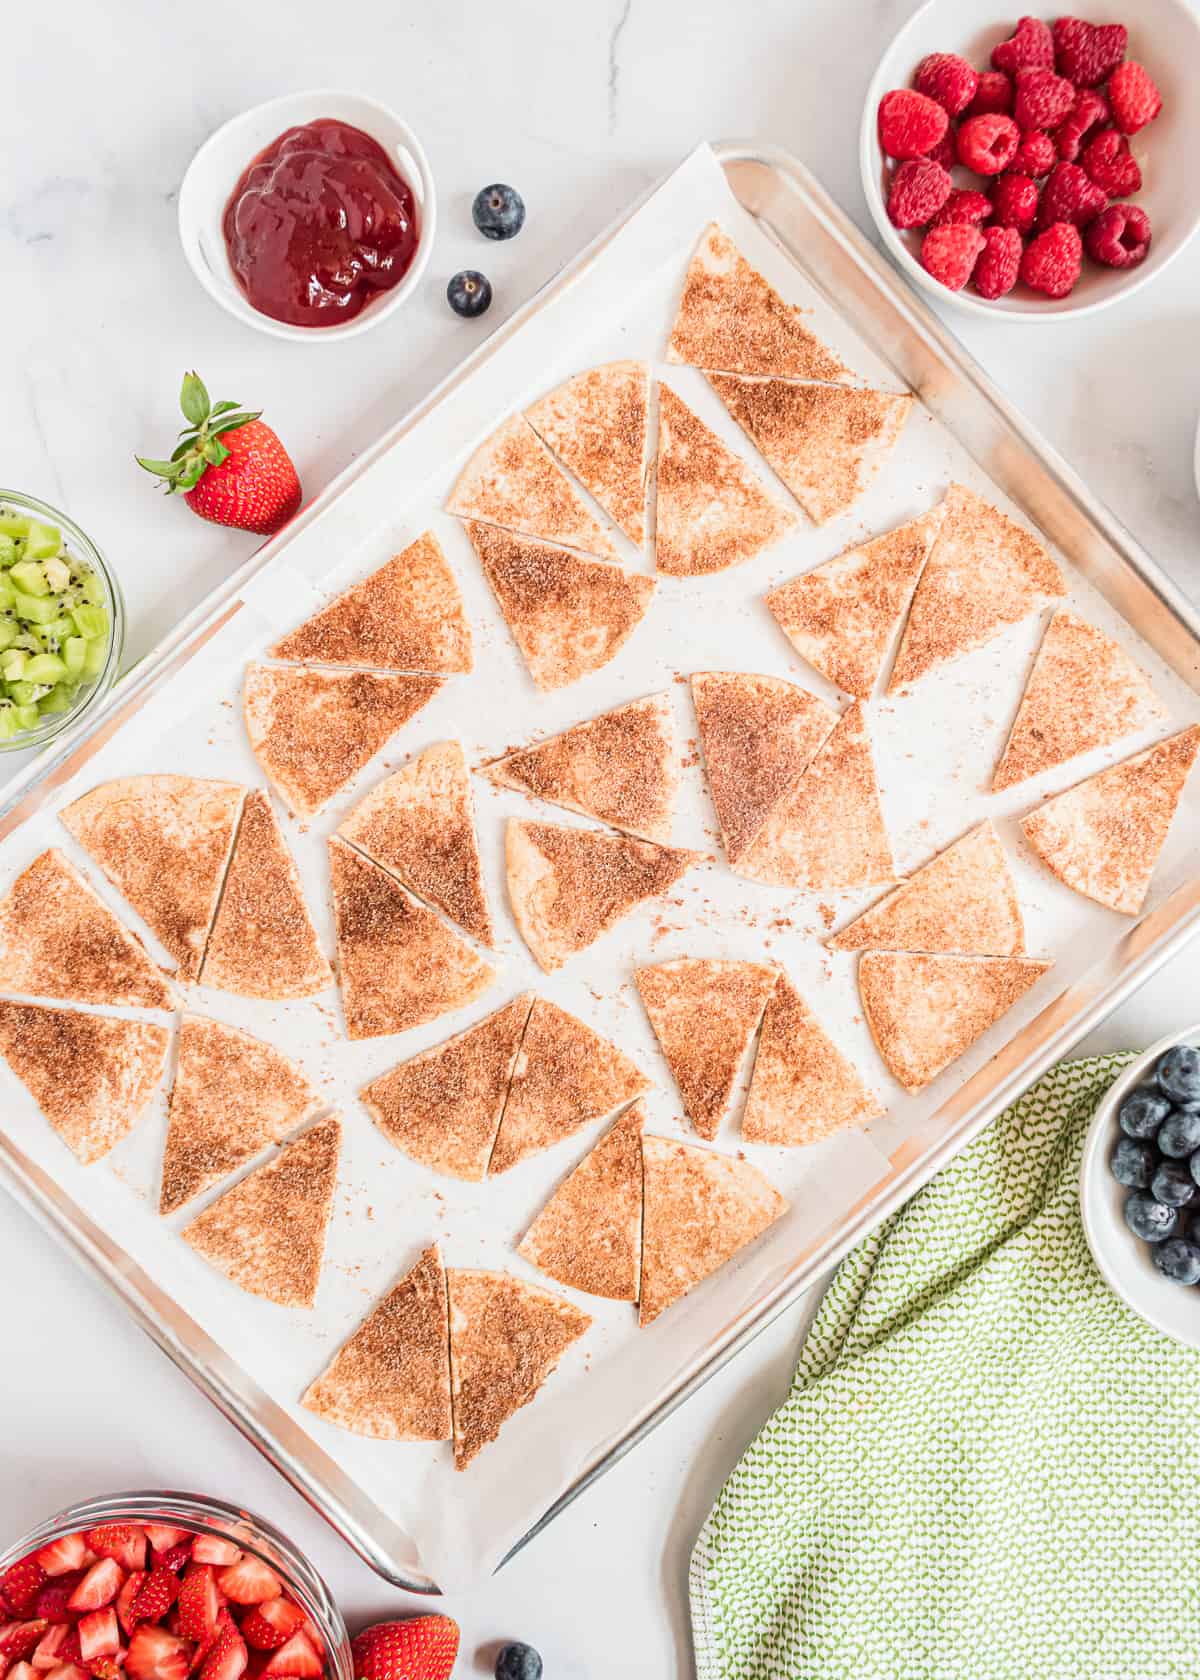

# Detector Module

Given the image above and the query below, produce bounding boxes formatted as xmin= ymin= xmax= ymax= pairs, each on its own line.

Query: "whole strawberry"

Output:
xmin=351 ymin=1616 xmax=459 ymax=1680
xmin=138 ymin=373 xmax=301 ymax=536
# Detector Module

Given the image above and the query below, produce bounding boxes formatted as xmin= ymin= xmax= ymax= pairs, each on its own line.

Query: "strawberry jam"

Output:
xmin=222 ymin=119 xmax=419 ymax=328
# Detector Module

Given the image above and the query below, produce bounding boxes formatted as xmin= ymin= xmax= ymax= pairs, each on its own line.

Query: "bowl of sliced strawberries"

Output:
xmin=0 ymin=1496 xmax=349 ymax=1680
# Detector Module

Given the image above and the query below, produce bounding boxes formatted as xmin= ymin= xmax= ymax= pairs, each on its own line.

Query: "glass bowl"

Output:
xmin=0 ymin=488 xmax=125 ymax=752
xmin=0 ymin=1490 xmax=351 ymax=1680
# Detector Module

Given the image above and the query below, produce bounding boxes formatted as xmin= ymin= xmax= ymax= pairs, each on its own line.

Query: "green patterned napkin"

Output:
xmin=690 ymin=1054 xmax=1200 ymax=1680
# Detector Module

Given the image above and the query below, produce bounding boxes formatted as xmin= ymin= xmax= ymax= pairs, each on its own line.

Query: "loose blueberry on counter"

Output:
xmin=1157 ymin=1108 xmax=1200 ymax=1159
xmin=473 ymin=183 xmax=526 ymax=241
xmin=1118 ymin=1088 xmax=1171 ymax=1139
xmin=1124 ymin=1191 xmax=1180 ymax=1242
xmin=1151 ymin=1159 xmax=1196 ymax=1207
xmin=448 ymin=270 xmax=493 ymax=318
xmin=1158 ymin=1044 xmax=1200 ymax=1107
xmin=1152 ymin=1237 xmax=1200 ymax=1286
xmin=1110 ymin=1136 xmax=1156 ymax=1190
xmin=495 ymin=1644 xmax=542 ymax=1680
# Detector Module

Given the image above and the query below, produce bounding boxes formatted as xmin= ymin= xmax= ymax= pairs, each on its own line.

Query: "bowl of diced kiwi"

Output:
xmin=0 ymin=491 xmax=122 ymax=748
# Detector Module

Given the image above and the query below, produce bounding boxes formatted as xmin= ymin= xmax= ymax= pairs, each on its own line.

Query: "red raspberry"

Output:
xmin=1036 ymin=161 xmax=1107 ymax=230
xmin=1020 ymin=221 xmax=1083 ymax=297
xmin=1084 ymin=203 xmax=1151 ymax=267
xmin=1082 ymin=127 xmax=1142 ymax=197
xmin=956 ymin=113 xmax=1020 ymax=174
xmin=1013 ymin=67 xmax=1076 ymax=132
xmin=878 ymin=88 xmax=950 ymax=159
xmin=991 ymin=16 xmax=1055 ymax=74
xmin=887 ymin=157 xmax=953 ymax=229
xmin=1010 ymin=130 xmax=1056 ymax=176
xmin=914 ymin=52 xmax=979 ymax=117
xmin=1108 ymin=61 xmax=1163 ymax=135
xmin=973 ymin=226 xmax=1024 ymax=299
xmin=1052 ymin=18 xmax=1128 ymax=88
xmin=920 ymin=222 xmax=986 ymax=291
xmin=1053 ymin=89 xmax=1111 ymax=163
xmin=931 ymin=188 xmax=992 ymax=227
xmin=968 ymin=70 xmax=1014 ymax=116
xmin=926 ymin=130 xmax=958 ymax=170
xmin=990 ymin=172 xmax=1040 ymax=234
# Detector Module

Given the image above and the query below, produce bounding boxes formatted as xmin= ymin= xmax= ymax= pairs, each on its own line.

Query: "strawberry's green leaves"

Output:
xmin=208 ymin=410 xmax=261 ymax=439
xmin=208 ymin=400 xmax=243 ymax=419
xmin=135 ymin=455 xmax=184 ymax=481
xmin=177 ymin=458 xmax=207 ymax=491
xmin=202 ymin=437 xmax=230 ymax=467
xmin=180 ymin=371 xmax=211 ymax=428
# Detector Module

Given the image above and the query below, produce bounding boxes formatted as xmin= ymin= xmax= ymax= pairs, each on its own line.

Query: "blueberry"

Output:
xmin=1110 ymin=1136 xmax=1156 ymax=1189
xmin=495 ymin=1645 xmax=542 ymax=1680
xmin=1158 ymin=1044 xmax=1200 ymax=1107
xmin=447 ymin=270 xmax=493 ymax=318
xmin=1124 ymin=1191 xmax=1180 ymax=1242
xmin=473 ymin=183 xmax=526 ymax=241
xmin=1153 ymin=1237 xmax=1200 ymax=1285
xmin=1151 ymin=1159 xmax=1196 ymax=1207
xmin=1118 ymin=1088 xmax=1170 ymax=1139
xmin=1157 ymin=1108 xmax=1200 ymax=1158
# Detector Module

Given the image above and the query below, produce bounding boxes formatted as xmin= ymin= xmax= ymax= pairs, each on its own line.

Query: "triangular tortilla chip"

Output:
xmin=765 ymin=508 xmax=944 ymax=698
xmin=447 ymin=414 xmax=616 ymax=559
xmin=489 ymin=995 xmax=648 ymax=1174
xmin=361 ymin=994 xmax=533 ymax=1180
xmin=666 ymin=223 xmax=853 ymax=382
xmin=859 ymin=952 xmax=1052 ymax=1092
xmin=447 ymin=1268 xmax=590 ymax=1469
xmin=0 ymin=848 xmax=173 ymax=1010
xmin=888 ymin=484 xmax=1066 ymax=692
xmin=829 ymin=821 xmax=1024 ymax=956
xmin=505 ymin=819 xmax=703 ymax=973
xmin=639 ymin=1134 xmax=786 ymax=1327
xmin=60 ymin=775 xmax=245 ymax=982
xmin=200 ymin=792 xmax=332 ymax=999
xmin=301 ymin=1244 xmax=452 ymax=1440
xmin=1021 ymin=725 xmax=1200 ymax=915
xmin=465 ymin=521 xmax=654 ymax=692
xmin=160 ymin=1013 xmax=323 ymax=1215
xmin=690 ymin=672 xmax=838 ymax=865
xmin=182 ymin=1116 xmax=341 ymax=1308
xmin=993 ymin=609 xmax=1166 ymax=792
xmin=526 ymin=361 xmax=649 ymax=547
xmin=481 ymin=694 xmax=678 ymax=844
xmin=737 ymin=702 xmax=894 ymax=891
xmin=338 ymin=742 xmax=493 ymax=945
xmin=708 ymin=376 xmax=912 ymax=527
xmin=329 ymin=838 xmax=496 ymax=1041
xmin=268 ymin=533 xmax=472 ymax=674
xmin=518 ymin=1104 xmax=645 ymax=1301
xmin=243 ymin=664 xmax=441 ymax=820
xmin=742 ymin=975 xmax=883 ymax=1146
xmin=636 ymin=958 xmax=777 ymax=1139
xmin=654 ymin=384 xmax=795 ymax=577
xmin=0 ymin=1000 xmax=168 ymax=1166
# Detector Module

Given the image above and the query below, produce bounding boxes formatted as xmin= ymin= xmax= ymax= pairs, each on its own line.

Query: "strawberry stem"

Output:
xmin=136 ymin=371 xmax=262 ymax=495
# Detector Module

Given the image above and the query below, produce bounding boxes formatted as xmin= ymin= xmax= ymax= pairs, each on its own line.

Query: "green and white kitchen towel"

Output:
xmin=691 ymin=1054 xmax=1200 ymax=1680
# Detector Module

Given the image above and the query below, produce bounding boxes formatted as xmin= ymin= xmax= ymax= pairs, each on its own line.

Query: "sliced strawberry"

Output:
xmin=68 ymin=1566 xmax=123 ymax=1617
xmin=148 ymin=1556 xmax=186 ymax=1584
xmin=180 ymin=1548 xmax=234 ymax=1576
xmin=139 ymin=1539 xmax=187 ymax=1565
xmin=174 ymin=1574 xmax=217 ymax=1650
xmin=211 ymin=1566 xmax=277 ymax=1612
xmin=196 ymin=1617 xmax=244 ymax=1680
xmin=83 ymin=1536 xmax=145 ymax=1580
xmin=10 ymin=1662 xmax=39 ymax=1680
xmin=236 ymin=1606 xmax=303 ymax=1657
xmin=128 ymin=1577 xmax=176 ymax=1628
xmin=32 ymin=1627 xmax=72 ymax=1671
xmin=85 ymin=1660 xmax=126 ymax=1680
xmin=75 ymin=1616 xmax=119 ymax=1669
xmin=113 ymin=1578 xmax=146 ymax=1645
xmin=43 ymin=1664 xmax=89 ymax=1680
xmin=260 ymin=1638 xmax=319 ymax=1680
xmin=34 ymin=1542 xmax=89 ymax=1583
xmin=0 ymin=1626 xmax=49 ymax=1665
xmin=124 ymin=1631 xmax=189 ymax=1680
xmin=1 ymin=1564 xmax=47 ymax=1619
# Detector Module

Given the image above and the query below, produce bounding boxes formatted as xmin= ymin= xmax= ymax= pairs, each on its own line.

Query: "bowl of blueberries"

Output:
xmin=1080 ymin=1027 xmax=1200 ymax=1343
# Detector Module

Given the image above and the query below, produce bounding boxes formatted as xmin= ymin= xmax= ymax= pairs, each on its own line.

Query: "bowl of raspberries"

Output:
xmin=861 ymin=0 xmax=1200 ymax=314
xmin=1080 ymin=1027 xmax=1200 ymax=1346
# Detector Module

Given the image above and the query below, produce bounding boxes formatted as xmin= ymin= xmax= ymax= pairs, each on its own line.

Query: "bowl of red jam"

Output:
xmin=178 ymin=91 xmax=435 ymax=341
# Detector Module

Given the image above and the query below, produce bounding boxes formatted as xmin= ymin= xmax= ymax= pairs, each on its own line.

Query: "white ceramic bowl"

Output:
xmin=860 ymin=0 xmax=1200 ymax=319
xmin=178 ymin=90 xmax=436 ymax=343
xmin=1079 ymin=1023 xmax=1200 ymax=1347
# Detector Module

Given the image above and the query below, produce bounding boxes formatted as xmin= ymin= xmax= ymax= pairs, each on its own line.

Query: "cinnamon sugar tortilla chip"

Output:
xmin=742 ymin=974 xmax=883 ymax=1146
xmin=518 ymin=1103 xmax=645 ymax=1301
xmin=182 ymin=1116 xmax=341 ymax=1309
xmin=161 ymin=1013 xmax=323 ymax=1215
xmin=1021 ymin=725 xmax=1200 ymax=915
xmin=829 ymin=821 xmax=1024 ymax=956
xmin=636 ymin=958 xmax=777 ymax=1139
xmin=993 ymin=608 xmax=1166 ymax=791
xmin=526 ymin=360 xmax=649 ymax=547
xmin=447 ymin=413 xmax=616 ymax=559
xmin=859 ymin=952 xmax=1052 ymax=1093
xmin=60 ymin=775 xmax=245 ymax=982
xmin=302 ymin=1244 xmax=452 ymax=1441
xmin=0 ymin=1000 xmax=168 ymax=1167
xmin=639 ymin=1134 xmax=786 ymax=1327
xmin=481 ymin=693 xmax=678 ymax=844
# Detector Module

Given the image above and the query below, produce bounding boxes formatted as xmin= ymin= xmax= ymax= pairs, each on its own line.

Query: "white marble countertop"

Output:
xmin=3 ymin=1 xmax=1200 ymax=1674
